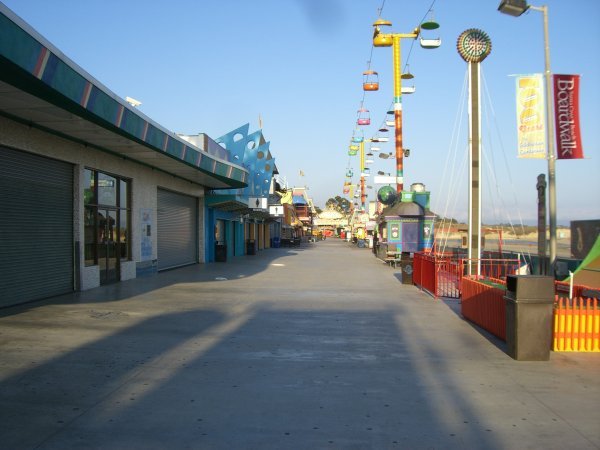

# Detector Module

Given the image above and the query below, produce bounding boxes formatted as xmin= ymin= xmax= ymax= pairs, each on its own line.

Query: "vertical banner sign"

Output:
xmin=553 ymin=74 xmax=584 ymax=159
xmin=516 ymin=74 xmax=546 ymax=158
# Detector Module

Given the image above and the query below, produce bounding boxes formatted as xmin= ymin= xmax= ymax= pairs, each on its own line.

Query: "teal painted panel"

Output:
xmin=0 ymin=14 xmax=40 ymax=72
xmin=120 ymin=109 xmax=145 ymax=138
xmin=200 ymin=155 xmax=214 ymax=172
xmin=145 ymin=124 xmax=163 ymax=149
xmin=46 ymin=57 xmax=87 ymax=104
xmin=215 ymin=162 xmax=229 ymax=177
xmin=183 ymin=147 xmax=198 ymax=165
xmin=86 ymin=86 xmax=117 ymax=124
xmin=166 ymin=137 xmax=183 ymax=158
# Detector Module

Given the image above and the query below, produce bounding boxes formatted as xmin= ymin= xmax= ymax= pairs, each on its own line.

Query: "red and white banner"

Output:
xmin=553 ymin=74 xmax=584 ymax=159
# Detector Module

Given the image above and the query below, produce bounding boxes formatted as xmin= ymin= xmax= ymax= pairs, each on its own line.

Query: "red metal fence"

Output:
xmin=460 ymin=276 xmax=600 ymax=352
xmin=461 ymin=277 xmax=506 ymax=340
xmin=413 ymin=252 xmax=519 ymax=299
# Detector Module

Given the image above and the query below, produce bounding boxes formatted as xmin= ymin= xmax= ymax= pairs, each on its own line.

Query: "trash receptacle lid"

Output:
xmin=506 ymin=275 xmax=555 ymax=301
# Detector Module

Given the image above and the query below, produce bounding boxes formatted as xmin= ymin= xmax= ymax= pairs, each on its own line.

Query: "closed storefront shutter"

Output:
xmin=157 ymin=188 xmax=197 ymax=271
xmin=0 ymin=147 xmax=73 ymax=307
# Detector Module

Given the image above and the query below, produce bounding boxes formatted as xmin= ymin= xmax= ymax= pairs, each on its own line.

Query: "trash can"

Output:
xmin=399 ymin=252 xmax=413 ymax=285
xmin=357 ymin=239 xmax=365 ymax=248
xmin=272 ymin=237 xmax=280 ymax=248
xmin=215 ymin=242 xmax=227 ymax=262
xmin=504 ymin=275 xmax=554 ymax=361
xmin=246 ymin=239 xmax=256 ymax=255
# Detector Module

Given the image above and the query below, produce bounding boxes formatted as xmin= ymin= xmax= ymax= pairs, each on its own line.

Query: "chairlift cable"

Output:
xmin=432 ymin=69 xmax=468 ymax=252
xmin=481 ymin=69 xmax=533 ymax=263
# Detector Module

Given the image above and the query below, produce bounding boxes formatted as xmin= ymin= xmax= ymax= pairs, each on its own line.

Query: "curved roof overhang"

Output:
xmin=0 ymin=6 xmax=248 ymax=189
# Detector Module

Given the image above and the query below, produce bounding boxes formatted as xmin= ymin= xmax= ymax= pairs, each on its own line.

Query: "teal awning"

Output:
xmin=0 ymin=5 xmax=248 ymax=189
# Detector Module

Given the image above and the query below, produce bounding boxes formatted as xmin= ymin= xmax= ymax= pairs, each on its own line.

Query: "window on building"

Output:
xmin=84 ymin=169 xmax=131 ymax=266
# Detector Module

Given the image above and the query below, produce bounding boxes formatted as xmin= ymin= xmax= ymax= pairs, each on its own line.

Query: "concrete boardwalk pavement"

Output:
xmin=1 ymin=239 xmax=598 ymax=450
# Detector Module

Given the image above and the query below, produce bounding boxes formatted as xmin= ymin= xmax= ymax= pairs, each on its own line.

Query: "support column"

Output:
xmin=467 ymin=61 xmax=482 ymax=276
xmin=392 ymin=35 xmax=404 ymax=193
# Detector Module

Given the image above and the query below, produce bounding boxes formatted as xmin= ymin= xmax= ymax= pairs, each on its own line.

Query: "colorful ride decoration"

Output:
xmin=377 ymin=185 xmax=397 ymax=205
xmin=215 ymin=123 xmax=275 ymax=198
xmin=456 ymin=28 xmax=492 ymax=63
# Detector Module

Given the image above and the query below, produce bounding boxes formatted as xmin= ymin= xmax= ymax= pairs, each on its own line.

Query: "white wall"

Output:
xmin=0 ymin=116 xmax=206 ymax=290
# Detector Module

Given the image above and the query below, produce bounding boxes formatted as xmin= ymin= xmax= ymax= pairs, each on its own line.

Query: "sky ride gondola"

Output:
xmin=401 ymin=65 xmax=414 ymax=80
xmin=363 ymin=70 xmax=379 ymax=91
xmin=419 ymin=11 xmax=441 ymax=49
xmin=420 ymin=38 xmax=441 ymax=49
xmin=420 ymin=11 xmax=440 ymax=31
xmin=357 ymin=108 xmax=371 ymax=126
xmin=351 ymin=128 xmax=364 ymax=143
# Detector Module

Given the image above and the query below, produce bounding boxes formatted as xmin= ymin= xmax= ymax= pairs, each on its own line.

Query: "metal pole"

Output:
xmin=533 ymin=4 xmax=557 ymax=274
xmin=467 ymin=62 xmax=482 ymax=276
xmin=392 ymin=35 xmax=404 ymax=194
xmin=536 ymin=173 xmax=547 ymax=274
xmin=360 ymin=141 xmax=366 ymax=211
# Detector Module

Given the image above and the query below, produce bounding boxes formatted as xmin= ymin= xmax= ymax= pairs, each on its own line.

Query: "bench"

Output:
xmin=384 ymin=252 xmax=402 ymax=268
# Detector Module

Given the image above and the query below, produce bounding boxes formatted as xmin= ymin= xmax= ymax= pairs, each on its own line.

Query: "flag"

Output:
xmin=299 ymin=170 xmax=305 ymax=177
xmin=554 ymin=74 xmax=584 ymax=159
xmin=258 ymin=114 xmax=263 ymax=129
xmin=515 ymin=74 xmax=546 ymax=158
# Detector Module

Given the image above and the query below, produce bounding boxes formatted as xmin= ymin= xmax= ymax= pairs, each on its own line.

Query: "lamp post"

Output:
xmin=372 ymin=19 xmax=418 ymax=194
xmin=498 ymin=0 xmax=557 ymax=274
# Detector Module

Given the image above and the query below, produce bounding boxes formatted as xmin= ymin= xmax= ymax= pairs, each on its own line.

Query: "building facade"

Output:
xmin=0 ymin=5 xmax=250 ymax=307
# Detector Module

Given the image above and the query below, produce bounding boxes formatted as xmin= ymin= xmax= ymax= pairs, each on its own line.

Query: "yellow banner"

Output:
xmin=516 ymin=74 xmax=546 ymax=158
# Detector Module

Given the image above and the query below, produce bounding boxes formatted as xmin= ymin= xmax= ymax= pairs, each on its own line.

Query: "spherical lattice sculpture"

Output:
xmin=377 ymin=185 xmax=398 ymax=205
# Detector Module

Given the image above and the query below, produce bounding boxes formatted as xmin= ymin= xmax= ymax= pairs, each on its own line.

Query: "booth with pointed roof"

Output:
xmin=376 ymin=184 xmax=435 ymax=261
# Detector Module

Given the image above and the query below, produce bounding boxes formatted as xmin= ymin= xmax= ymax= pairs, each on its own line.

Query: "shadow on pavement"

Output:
xmin=0 ymin=305 xmax=502 ymax=449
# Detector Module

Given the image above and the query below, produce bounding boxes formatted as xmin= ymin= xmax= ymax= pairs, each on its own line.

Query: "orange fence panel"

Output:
xmin=461 ymin=277 xmax=507 ymax=341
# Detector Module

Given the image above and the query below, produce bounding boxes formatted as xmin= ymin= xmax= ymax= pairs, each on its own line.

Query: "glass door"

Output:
xmin=99 ymin=209 xmax=119 ymax=284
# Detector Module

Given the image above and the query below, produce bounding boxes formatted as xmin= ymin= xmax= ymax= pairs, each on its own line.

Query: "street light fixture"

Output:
xmin=498 ymin=0 xmax=529 ymax=16
xmin=498 ymin=0 xmax=557 ymax=274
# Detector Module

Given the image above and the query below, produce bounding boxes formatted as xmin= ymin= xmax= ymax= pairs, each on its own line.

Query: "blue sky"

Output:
xmin=3 ymin=0 xmax=599 ymax=225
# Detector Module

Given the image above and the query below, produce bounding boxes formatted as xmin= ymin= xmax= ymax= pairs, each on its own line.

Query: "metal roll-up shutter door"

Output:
xmin=0 ymin=147 xmax=73 ymax=307
xmin=157 ymin=188 xmax=197 ymax=270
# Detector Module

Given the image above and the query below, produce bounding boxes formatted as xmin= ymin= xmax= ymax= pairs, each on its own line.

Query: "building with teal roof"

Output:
xmin=0 ymin=4 xmax=274 ymax=307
